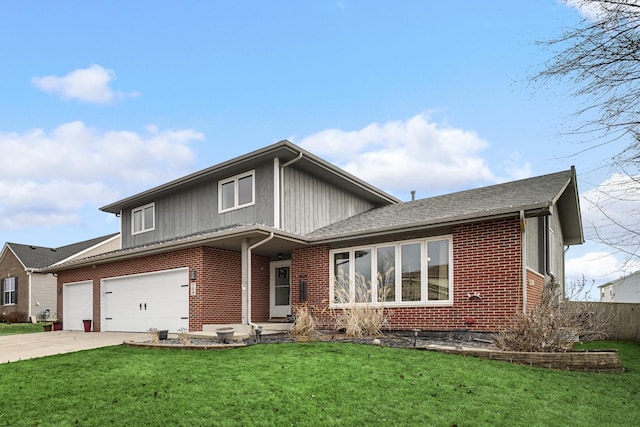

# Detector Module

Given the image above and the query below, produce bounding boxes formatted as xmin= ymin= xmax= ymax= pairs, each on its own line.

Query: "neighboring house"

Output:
xmin=0 ymin=234 xmax=120 ymax=324
xmin=47 ymin=140 xmax=584 ymax=334
xmin=599 ymin=271 xmax=640 ymax=303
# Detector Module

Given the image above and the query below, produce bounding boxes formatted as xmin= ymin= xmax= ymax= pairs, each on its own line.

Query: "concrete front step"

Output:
xmin=200 ymin=323 xmax=292 ymax=338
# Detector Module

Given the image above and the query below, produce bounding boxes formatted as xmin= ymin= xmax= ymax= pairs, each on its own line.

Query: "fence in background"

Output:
xmin=567 ymin=301 xmax=639 ymax=342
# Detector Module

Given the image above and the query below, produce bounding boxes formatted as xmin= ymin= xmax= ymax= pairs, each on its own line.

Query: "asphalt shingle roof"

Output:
xmin=307 ymin=169 xmax=573 ymax=240
xmin=7 ymin=233 xmax=118 ymax=269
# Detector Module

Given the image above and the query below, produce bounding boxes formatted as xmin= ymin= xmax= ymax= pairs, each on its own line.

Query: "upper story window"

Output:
xmin=132 ymin=203 xmax=155 ymax=235
xmin=330 ymin=236 xmax=453 ymax=308
xmin=2 ymin=277 xmax=17 ymax=306
xmin=218 ymin=170 xmax=255 ymax=213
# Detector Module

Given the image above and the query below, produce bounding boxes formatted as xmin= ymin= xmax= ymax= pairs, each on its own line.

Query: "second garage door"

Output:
xmin=102 ymin=268 xmax=189 ymax=332
xmin=63 ymin=281 xmax=93 ymax=331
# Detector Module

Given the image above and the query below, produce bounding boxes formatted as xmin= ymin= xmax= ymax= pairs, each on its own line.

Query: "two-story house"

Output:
xmin=49 ymin=140 xmax=584 ymax=334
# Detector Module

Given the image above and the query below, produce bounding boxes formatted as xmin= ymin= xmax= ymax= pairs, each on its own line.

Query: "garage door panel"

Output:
xmin=102 ymin=269 xmax=188 ymax=333
xmin=63 ymin=281 xmax=93 ymax=331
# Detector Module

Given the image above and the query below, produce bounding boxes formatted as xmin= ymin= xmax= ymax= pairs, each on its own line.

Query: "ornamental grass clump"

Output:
xmin=289 ymin=302 xmax=317 ymax=337
xmin=332 ymin=271 xmax=390 ymax=337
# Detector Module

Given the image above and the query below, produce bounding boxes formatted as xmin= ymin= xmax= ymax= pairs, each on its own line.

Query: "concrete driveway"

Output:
xmin=0 ymin=331 xmax=147 ymax=364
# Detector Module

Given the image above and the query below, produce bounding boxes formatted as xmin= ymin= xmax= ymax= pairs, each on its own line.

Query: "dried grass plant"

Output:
xmin=289 ymin=302 xmax=317 ymax=337
xmin=332 ymin=271 xmax=390 ymax=337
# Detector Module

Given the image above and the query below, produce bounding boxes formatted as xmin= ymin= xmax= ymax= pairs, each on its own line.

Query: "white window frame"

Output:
xmin=218 ymin=170 xmax=255 ymax=213
xmin=329 ymin=236 xmax=453 ymax=308
xmin=131 ymin=202 xmax=155 ymax=235
xmin=2 ymin=277 xmax=16 ymax=306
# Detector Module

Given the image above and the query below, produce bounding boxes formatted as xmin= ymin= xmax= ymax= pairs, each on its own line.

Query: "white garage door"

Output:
xmin=102 ymin=268 xmax=189 ymax=333
xmin=63 ymin=281 xmax=93 ymax=331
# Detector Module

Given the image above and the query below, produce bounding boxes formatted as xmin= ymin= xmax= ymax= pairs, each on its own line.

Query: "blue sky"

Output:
xmin=0 ymin=1 xmax=634 ymax=297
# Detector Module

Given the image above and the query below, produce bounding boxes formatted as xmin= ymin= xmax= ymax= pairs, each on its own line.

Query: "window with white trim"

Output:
xmin=330 ymin=236 xmax=452 ymax=307
xmin=132 ymin=203 xmax=155 ymax=235
xmin=2 ymin=277 xmax=17 ymax=306
xmin=218 ymin=170 xmax=255 ymax=213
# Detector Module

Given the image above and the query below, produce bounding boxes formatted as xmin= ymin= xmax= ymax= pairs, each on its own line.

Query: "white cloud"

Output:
xmin=296 ymin=113 xmax=528 ymax=198
xmin=564 ymin=0 xmax=605 ymax=20
xmin=566 ymin=251 xmax=623 ymax=283
xmin=564 ymin=0 xmax=637 ymax=21
xmin=580 ymin=173 xmax=640 ymax=256
xmin=31 ymin=65 xmax=140 ymax=104
xmin=0 ymin=121 xmax=203 ymax=230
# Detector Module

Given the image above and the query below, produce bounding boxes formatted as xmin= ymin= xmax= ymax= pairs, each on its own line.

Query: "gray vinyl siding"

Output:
xmin=282 ymin=165 xmax=377 ymax=235
xmin=525 ymin=216 xmax=543 ymax=274
xmin=549 ymin=204 xmax=565 ymax=287
xmin=122 ymin=161 xmax=274 ymax=249
xmin=525 ymin=211 xmax=564 ymax=284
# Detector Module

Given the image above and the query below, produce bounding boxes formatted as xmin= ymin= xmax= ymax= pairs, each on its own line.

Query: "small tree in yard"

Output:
xmin=494 ymin=275 xmax=612 ymax=352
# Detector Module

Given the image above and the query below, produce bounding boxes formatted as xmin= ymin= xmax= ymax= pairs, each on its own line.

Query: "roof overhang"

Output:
xmin=310 ymin=204 xmax=553 ymax=245
xmin=554 ymin=166 xmax=584 ymax=245
xmin=44 ymin=226 xmax=310 ymax=273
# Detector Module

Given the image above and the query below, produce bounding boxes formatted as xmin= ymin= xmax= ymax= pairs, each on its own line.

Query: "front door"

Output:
xmin=270 ymin=260 xmax=291 ymax=318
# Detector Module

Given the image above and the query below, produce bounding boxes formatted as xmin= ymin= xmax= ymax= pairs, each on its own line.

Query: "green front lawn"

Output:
xmin=0 ymin=323 xmax=45 ymax=336
xmin=0 ymin=341 xmax=638 ymax=426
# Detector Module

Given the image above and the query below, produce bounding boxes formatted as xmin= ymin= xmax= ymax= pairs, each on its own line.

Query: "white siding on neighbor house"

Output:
xmin=282 ymin=165 xmax=377 ymax=235
xmin=600 ymin=273 xmax=640 ymax=303
xmin=30 ymin=272 xmax=57 ymax=321
xmin=73 ymin=235 xmax=120 ymax=259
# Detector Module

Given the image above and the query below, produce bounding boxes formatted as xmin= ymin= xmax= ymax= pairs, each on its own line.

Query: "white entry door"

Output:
xmin=270 ymin=260 xmax=291 ymax=318
xmin=102 ymin=268 xmax=189 ymax=332
xmin=63 ymin=281 xmax=93 ymax=331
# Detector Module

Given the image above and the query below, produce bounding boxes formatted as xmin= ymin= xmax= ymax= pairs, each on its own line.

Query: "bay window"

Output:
xmin=330 ymin=236 xmax=452 ymax=307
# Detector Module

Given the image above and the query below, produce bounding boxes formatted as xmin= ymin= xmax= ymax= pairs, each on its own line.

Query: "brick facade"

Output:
xmin=56 ymin=246 xmax=269 ymax=332
xmin=526 ymin=268 xmax=545 ymax=312
xmin=0 ymin=249 xmax=29 ymax=317
xmin=291 ymin=218 xmax=526 ymax=332
xmin=55 ymin=217 xmax=537 ymax=333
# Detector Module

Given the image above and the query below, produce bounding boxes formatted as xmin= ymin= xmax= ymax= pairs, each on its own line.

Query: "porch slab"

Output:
xmin=200 ymin=323 xmax=291 ymax=338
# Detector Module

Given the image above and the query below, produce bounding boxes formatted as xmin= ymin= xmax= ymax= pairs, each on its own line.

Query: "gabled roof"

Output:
xmin=100 ymin=140 xmax=400 ymax=213
xmin=3 ymin=233 xmax=119 ymax=270
xmin=308 ymin=168 xmax=584 ymax=245
xmin=598 ymin=270 xmax=640 ymax=289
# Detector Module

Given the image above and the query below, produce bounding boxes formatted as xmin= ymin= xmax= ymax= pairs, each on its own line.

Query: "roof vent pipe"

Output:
xmin=411 ymin=190 xmax=416 ymax=201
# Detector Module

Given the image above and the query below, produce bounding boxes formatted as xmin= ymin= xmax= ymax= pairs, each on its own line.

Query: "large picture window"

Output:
xmin=2 ymin=277 xmax=17 ymax=306
xmin=218 ymin=170 xmax=255 ymax=213
xmin=330 ymin=236 xmax=452 ymax=307
xmin=132 ymin=203 xmax=155 ymax=235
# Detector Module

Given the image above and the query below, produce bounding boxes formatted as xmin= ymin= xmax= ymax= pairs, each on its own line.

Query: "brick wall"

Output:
xmin=56 ymin=246 xmax=268 ymax=332
xmin=292 ymin=218 xmax=526 ymax=332
xmin=291 ymin=245 xmax=332 ymax=327
xmin=0 ymin=249 xmax=29 ymax=317
xmin=526 ymin=268 xmax=545 ymax=313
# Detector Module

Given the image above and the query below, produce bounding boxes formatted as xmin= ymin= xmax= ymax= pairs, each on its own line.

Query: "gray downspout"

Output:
xmin=246 ymin=232 xmax=275 ymax=330
xmin=520 ymin=210 xmax=527 ymax=314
